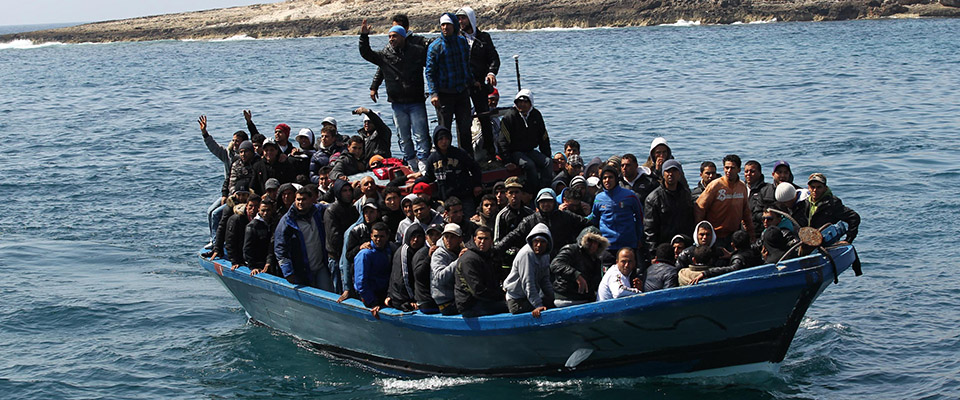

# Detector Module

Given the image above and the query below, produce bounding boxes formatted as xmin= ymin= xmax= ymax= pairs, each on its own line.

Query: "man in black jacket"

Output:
xmin=744 ymin=160 xmax=777 ymax=237
xmin=387 ymin=224 xmax=426 ymax=311
xmin=225 ymin=197 xmax=260 ymax=269
xmin=456 ymin=226 xmax=508 ymax=317
xmin=251 ymin=139 xmax=297 ymax=195
xmin=642 ymin=243 xmax=680 ymax=292
xmin=793 ymin=173 xmax=861 ymax=243
xmin=245 ymin=197 xmax=278 ymax=276
xmin=413 ymin=223 xmax=444 ymax=314
xmin=416 ymin=126 xmax=482 ymax=213
xmin=323 ymin=179 xmax=359 ymax=292
xmin=494 ymin=188 xmax=590 ymax=258
xmin=353 ymin=107 xmax=392 ymax=161
xmin=456 ymin=6 xmax=499 ymax=161
xmin=330 ymin=136 xmax=367 ymax=181
xmin=643 ymin=159 xmax=695 ymax=258
xmin=498 ymin=89 xmax=552 ymax=192
xmin=551 ymin=226 xmax=608 ymax=307
xmin=359 ymin=19 xmax=431 ymax=171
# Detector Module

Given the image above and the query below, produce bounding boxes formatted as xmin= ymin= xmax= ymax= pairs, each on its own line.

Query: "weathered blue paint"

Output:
xmin=199 ymin=245 xmax=858 ymax=377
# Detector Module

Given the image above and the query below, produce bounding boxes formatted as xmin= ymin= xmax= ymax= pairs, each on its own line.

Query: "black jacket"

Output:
xmin=387 ymin=224 xmax=425 ymax=311
xmin=495 ymin=210 xmax=590 ymax=258
xmin=498 ymin=107 xmax=550 ymax=155
xmin=358 ymin=109 xmax=392 ymax=161
xmin=323 ymin=180 xmax=360 ymax=259
xmin=550 ymin=230 xmax=604 ymax=302
xmin=329 ymin=151 xmax=366 ymax=181
xmin=748 ymin=179 xmax=777 ymax=236
xmin=642 ymin=262 xmax=679 ymax=292
xmin=455 ymin=241 xmax=506 ymax=312
xmin=466 ymin=30 xmax=500 ymax=82
xmin=643 ymin=185 xmax=695 ymax=257
xmin=243 ymin=216 xmax=276 ymax=272
xmin=251 ymin=158 xmax=297 ymax=196
xmin=793 ymin=193 xmax=861 ymax=243
xmin=224 ymin=212 xmax=251 ymax=266
xmin=359 ymin=33 xmax=427 ymax=104
xmin=412 ymin=245 xmax=439 ymax=312
xmin=623 ymin=173 xmax=660 ymax=206
xmin=416 ymin=145 xmax=482 ymax=201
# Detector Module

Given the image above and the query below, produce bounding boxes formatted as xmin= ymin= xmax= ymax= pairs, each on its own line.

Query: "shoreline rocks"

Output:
xmin=2 ymin=0 xmax=958 ymax=44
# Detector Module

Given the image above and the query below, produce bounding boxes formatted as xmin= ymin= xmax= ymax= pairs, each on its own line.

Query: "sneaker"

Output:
xmin=418 ymin=160 xmax=428 ymax=173
xmin=203 ymin=242 xmax=214 ymax=250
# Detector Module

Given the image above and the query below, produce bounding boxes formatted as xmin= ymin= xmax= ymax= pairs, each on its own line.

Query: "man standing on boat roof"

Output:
xmin=275 ymin=186 xmax=332 ymax=290
xmin=425 ymin=13 xmax=477 ymax=158
xmin=498 ymin=89 xmax=553 ymax=193
xmin=455 ymin=6 xmax=499 ymax=162
xmin=358 ymin=20 xmax=431 ymax=172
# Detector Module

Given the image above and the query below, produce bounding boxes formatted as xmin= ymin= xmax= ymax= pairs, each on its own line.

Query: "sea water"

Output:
xmin=1 ymin=18 xmax=958 ymax=399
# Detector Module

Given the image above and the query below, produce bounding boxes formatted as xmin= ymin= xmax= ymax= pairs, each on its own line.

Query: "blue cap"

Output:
xmin=388 ymin=25 xmax=407 ymax=37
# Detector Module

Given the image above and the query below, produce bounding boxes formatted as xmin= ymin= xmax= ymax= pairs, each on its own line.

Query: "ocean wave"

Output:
xmin=732 ymin=18 xmax=779 ymax=25
xmin=659 ymin=19 xmax=702 ymax=27
xmin=0 ymin=39 xmax=64 ymax=50
xmin=377 ymin=376 xmax=486 ymax=395
xmin=801 ymin=317 xmax=848 ymax=331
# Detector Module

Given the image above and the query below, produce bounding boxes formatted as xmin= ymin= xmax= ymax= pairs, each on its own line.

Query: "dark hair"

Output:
xmin=745 ymin=160 xmax=761 ymax=171
xmin=260 ymin=195 xmax=276 ymax=207
xmin=371 ymin=222 xmax=389 ymax=233
xmin=320 ymin=125 xmax=337 ymax=135
xmin=731 ymin=230 xmax=751 ymax=251
xmin=722 ymin=154 xmax=741 ymax=168
xmin=411 ymin=197 xmax=427 ymax=207
xmin=233 ymin=130 xmax=249 ymax=141
xmin=318 ymin=166 xmax=332 ymax=176
xmin=693 ymin=245 xmax=714 ymax=265
xmin=480 ymin=194 xmax=496 ymax=204
xmin=383 ymin=186 xmax=401 ymax=198
xmin=621 ymin=154 xmax=638 ymax=164
xmin=304 ymin=183 xmax=319 ymax=197
xmin=348 ymin=135 xmax=365 ymax=146
xmin=251 ymin=133 xmax=266 ymax=144
xmin=247 ymin=196 xmax=262 ymax=205
xmin=564 ymin=185 xmax=584 ymax=202
xmin=655 ymin=243 xmax=675 ymax=263
xmin=444 ymin=196 xmax=462 ymax=210
xmin=296 ymin=174 xmax=310 ymax=186
xmin=296 ymin=186 xmax=313 ymax=196
xmin=475 ymin=225 xmax=493 ymax=237
xmin=617 ymin=247 xmax=635 ymax=260
xmin=392 ymin=14 xmax=410 ymax=29
xmin=700 ymin=161 xmax=716 ymax=173
xmin=564 ymin=139 xmax=580 ymax=152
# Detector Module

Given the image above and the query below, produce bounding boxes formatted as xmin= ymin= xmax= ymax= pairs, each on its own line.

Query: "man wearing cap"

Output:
xmin=496 ymin=188 xmax=590 ymax=259
xmin=426 ymin=12 xmax=476 ymax=157
xmin=251 ymin=138 xmax=297 ymax=196
xmin=591 ymin=165 xmax=646 ymax=260
xmin=771 ymin=160 xmax=798 ymax=188
xmin=494 ymin=176 xmax=533 ymax=241
xmin=695 ymin=154 xmax=755 ymax=247
xmin=353 ymin=222 xmax=395 ymax=317
xmin=691 ymin=161 xmax=718 ymax=200
xmin=620 ymin=153 xmax=659 ymax=203
xmin=792 ymin=173 xmax=861 ymax=243
xmin=412 ymin=222 xmax=444 ymax=313
xmin=330 ymin=136 xmax=367 ymax=181
xmin=744 ymin=160 xmax=777 ymax=237
xmin=498 ymin=89 xmax=553 ymax=192
xmin=552 ymin=153 xmax=584 ymax=190
xmin=243 ymin=110 xmax=294 ymax=155
xmin=431 ymin=223 xmax=464 ymax=315
xmin=416 ymin=126 xmax=482 ymax=214
xmin=359 ymin=19 xmax=431 ymax=172
xmin=275 ymin=186 xmax=331 ymax=289
xmin=456 ymin=6 xmax=499 ymax=161
xmin=339 ymin=199 xmax=382 ymax=301
xmin=643 ymin=159 xmax=695 ymax=257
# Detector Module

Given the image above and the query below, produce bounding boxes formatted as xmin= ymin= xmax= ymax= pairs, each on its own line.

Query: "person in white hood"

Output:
xmin=455 ymin=6 xmax=500 ymax=160
xmin=502 ymin=222 xmax=554 ymax=317
xmin=498 ymin=89 xmax=553 ymax=192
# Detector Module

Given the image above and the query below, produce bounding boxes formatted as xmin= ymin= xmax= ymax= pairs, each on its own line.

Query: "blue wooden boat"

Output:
xmin=198 ymin=244 xmax=860 ymax=377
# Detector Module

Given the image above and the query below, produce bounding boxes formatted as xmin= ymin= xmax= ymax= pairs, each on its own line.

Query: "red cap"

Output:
xmin=274 ymin=123 xmax=291 ymax=134
xmin=413 ymin=182 xmax=432 ymax=196
xmin=488 ymin=88 xmax=499 ymax=99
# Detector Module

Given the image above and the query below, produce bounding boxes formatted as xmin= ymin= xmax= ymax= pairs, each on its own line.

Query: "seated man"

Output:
xmin=354 ymin=107 xmax=392 ymax=161
xmin=550 ymin=226 xmax=608 ymax=307
xmin=495 ymin=188 xmax=590 ymax=258
xmin=310 ymin=125 xmax=345 ymax=183
xmin=323 ymin=179 xmax=359 ymax=291
xmin=339 ymin=200 xmax=381 ymax=301
xmin=642 ymin=243 xmax=679 ymax=292
xmin=431 ymin=223 xmax=464 ymax=315
xmin=598 ymin=248 xmax=642 ymax=300
xmin=413 ymin=223 xmax=444 ymax=314
xmin=679 ymin=230 xmax=759 ymax=285
xmin=416 ymin=126 xmax=482 ymax=215
xmin=470 ymin=194 xmax=499 ymax=230
xmin=676 ymin=220 xmax=729 ymax=270
xmin=329 ymin=136 xmax=367 ymax=181
xmin=591 ymin=165 xmax=645 ymax=259
xmin=678 ymin=245 xmax=715 ymax=286
xmin=225 ymin=196 xmax=260 ymax=269
xmin=244 ymin=197 xmax=277 ymax=276
xmin=442 ymin=196 xmax=478 ymax=241
xmin=455 ymin=226 xmax=508 ymax=317
xmin=502 ymin=223 xmax=554 ymax=317
xmin=498 ymin=89 xmax=552 ymax=192
xmin=760 ymin=226 xmax=791 ymax=264
xmin=354 ymin=222 xmax=394 ymax=318
xmin=275 ymin=186 xmax=330 ymax=289
xmin=792 ymin=173 xmax=860 ymax=243
xmin=387 ymin=224 xmax=427 ymax=312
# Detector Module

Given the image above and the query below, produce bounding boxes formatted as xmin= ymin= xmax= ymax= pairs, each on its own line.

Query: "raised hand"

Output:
xmin=198 ymin=115 xmax=208 ymax=134
xmin=360 ymin=18 xmax=370 ymax=35
xmin=243 ymin=109 xmax=253 ymax=122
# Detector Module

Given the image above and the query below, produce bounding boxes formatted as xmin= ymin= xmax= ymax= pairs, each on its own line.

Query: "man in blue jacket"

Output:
xmin=275 ymin=186 xmax=331 ymax=290
xmin=354 ymin=222 xmax=394 ymax=318
xmin=425 ymin=12 xmax=475 ymax=157
xmin=591 ymin=165 xmax=645 ymax=263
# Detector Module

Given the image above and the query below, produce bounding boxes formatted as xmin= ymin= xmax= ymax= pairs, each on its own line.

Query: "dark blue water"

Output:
xmin=2 ymin=18 xmax=959 ymax=398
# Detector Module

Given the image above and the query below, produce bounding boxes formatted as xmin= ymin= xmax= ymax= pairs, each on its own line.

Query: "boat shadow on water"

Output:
xmin=198 ymin=245 xmax=860 ymax=378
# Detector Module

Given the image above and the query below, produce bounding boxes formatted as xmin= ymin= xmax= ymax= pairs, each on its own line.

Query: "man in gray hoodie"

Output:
xmin=502 ymin=223 xmax=554 ymax=317
xmin=431 ymin=223 xmax=463 ymax=315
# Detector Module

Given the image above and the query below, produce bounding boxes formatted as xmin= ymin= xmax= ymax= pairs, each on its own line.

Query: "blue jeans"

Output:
xmin=392 ymin=102 xmax=431 ymax=162
xmin=511 ymin=150 xmax=553 ymax=192
xmin=208 ymin=200 xmax=226 ymax=243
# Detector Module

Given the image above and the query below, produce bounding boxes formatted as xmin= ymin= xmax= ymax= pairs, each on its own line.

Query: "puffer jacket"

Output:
xmin=455 ymin=240 xmax=505 ymax=312
xmin=502 ymin=223 xmax=555 ymax=309
xmin=643 ymin=183 xmax=695 ymax=257
xmin=359 ymin=32 xmax=427 ymax=104
xmin=550 ymin=227 xmax=608 ymax=302
xmin=792 ymin=189 xmax=860 ymax=243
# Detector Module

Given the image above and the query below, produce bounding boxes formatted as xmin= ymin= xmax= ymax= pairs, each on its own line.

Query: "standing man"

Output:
xmin=695 ymin=154 xmax=755 ymax=247
xmin=456 ymin=6 xmax=499 ymax=161
xmin=643 ymin=159 xmax=695 ymax=257
xmin=744 ymin=160 xmax=777 ymax=237
xmin=359 ymin=20 xmax=431 ymax=172
xmin=620 ymin=154 xmax=659 ymax=203
xmin=591 ymin=165 xmax=645 ymax=261
xmin=425 ymin=13 xmax=475 ymax=157
xmin=691 ymin=161 xmax=718 ymax=199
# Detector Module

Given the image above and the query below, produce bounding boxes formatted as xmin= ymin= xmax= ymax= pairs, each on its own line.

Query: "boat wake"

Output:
xmin=377 ymin=376 xmax=488 ymax=395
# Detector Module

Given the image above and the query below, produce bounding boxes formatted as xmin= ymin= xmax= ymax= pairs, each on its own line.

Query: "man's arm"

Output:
xmin=243 ymin=110 xmax=260 ymax=138
xmin=482 ymin=32 xmax=500 ymax=78
xmin=424 ymin=42 xmax=439 ymax=100
xmin=370 ymin=68 xmax=383 ymax=103
xmin=643 ymin=194 xmax=660 ymax=255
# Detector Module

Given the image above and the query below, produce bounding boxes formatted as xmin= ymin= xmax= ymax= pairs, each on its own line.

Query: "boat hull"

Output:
xmin=199 ymin=245 xmax=857 ymax=377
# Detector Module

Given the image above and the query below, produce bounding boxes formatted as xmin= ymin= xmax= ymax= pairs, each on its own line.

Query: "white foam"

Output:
xmin=0 ymin=39 xmax=64 ymax=50
xmin=800 ymin=318 xmax=847 ymax=331
xmin=378 ymin=376 xmax=486 ymax=395
xmin=659 ymin=19 xmax=702 ymax=27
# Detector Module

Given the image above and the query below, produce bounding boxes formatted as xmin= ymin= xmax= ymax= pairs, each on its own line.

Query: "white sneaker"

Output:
xmin=407 ymin=159 xmax=419 ymax=173
xmin=418 ymin=160 xmax=428 ymax=173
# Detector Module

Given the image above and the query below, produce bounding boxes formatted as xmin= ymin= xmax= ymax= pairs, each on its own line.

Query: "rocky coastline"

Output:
xmin=2 ymin=0 xmax=958 ymax=44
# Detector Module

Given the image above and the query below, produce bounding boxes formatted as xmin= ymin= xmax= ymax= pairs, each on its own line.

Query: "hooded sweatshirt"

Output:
xmin=430 ymin=237 xmax=461 ymax=306
xmin=323 ymin=179 xmax=360 ymax=259
xmin=502 ymin=223 xmax=555 ymax=309
xmin=416 ymin=125 xmax=482 ymax=200
xmin=676 ymin=220 xmax=727 ymax=270
xmin=498 ymin=89 xmax=551 ymax=155
xmin=456 ymin=6 xmax=500 ymax=82
xmin=388 ymin=224 xmax=425 ymax=310
xmin=425 ymin=13 xmax=472 ymax=95
xmin=591 ymin=166 xmax=645 ymax=251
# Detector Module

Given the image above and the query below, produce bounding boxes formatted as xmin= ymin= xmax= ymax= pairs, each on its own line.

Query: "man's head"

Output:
xmin=493 ymin=181 xmax=507 ymax=206
xmin=245 ymin=197 xmax=261 ymax=219
xmin=649 ymin=137 xmax=672 ymax=169
xmin=443 ymin=197 xmax=464 ymax=224
xmin=692 ymin=245 xmax=714 ymax=266
xmin=553 ymin=152 xmax=567 ymax=173
xmin=412 ymin=182 xmax=433 ymax=201
xmin=616 ymin=248 xmax=637 ymax=276
xmin=319 ymin=125 xmax=338 ymax=148
xmin=505 ymin=177 xmax=523 ymax=208
xmin=238 ymin=140 xmax=255 ymax=162
xmin=442 ymin=223 xmax=463 ymax=250
xmin=295 ymin=128 xmax=314 ymax=150
xmin=387 ymin=25 xmax=406 ymax=49
xmin=408 ymin=228 xmax=426 ymax=250
xmin=671 ymin=234 xmax=692 ymax=259
xmin=439 ymin=13 xmax=456 ymax=36
xmin=722 ymin=154 xmax=742 ymax=182
xmin=620 ymin=154 xmax=639 ymax=181
xmin=347 ymin=135 xmax=364 ymax=158
xmin=654 ymin=243 xmax=675 ymax=264
xmin=455 ymin=7 xmax=474 ymax=34
xmin=488 ymin=88 xmax=500 ymax=108
xmin=230 ymin=130 xmax=249 ymax=150
xmin=562 ymin=185 xmax=584 ymax=209
xmin=744 ymin=160 xmax=762 ymax=186
xmin=274 ymin=124 xmax=291 ymax=144
xmin=362 ymin=201 xmax=380 ymax=224
xmin=251 ymin=133 xmax=266 ymax=155
xmin=762 ymin=209 xmax=782 ymax=229
xmin=279 ymin=183 xmax=297 ymax=207
xmin=772 ymin=160 xmax=794 ymax=185
xmin=371 ymin=222 xmax=389 ymax=249
xmin=258 ymin=198 xmax=275 ymax=221
xmin=425 ymin=223 xmax=443 ymax=246
xmin=392 ymin=13 xmax=410 ymax=30
xmin=262 ymin=139 xmax=280 ymax=162
xmin=566 ymin=154 xmax=584 ymax=176
xmin=535 ymin=189 xmax=557 ymax=213
xmin=530 ymin=231 xmax=550 ymax=255
xmin=514 ymin=90 xmax=533 ymax=113
xmin=697 ymin=224 xmax=713 ymax=246
xmin=359 ymin=176 xmax=377 ymax=197
xmin=294 ymin=186 xmax=315 ymax=212
xmin=411 ymin=198 xmax=431 ymax=223
xmin=807 ymin=173 xmax=828 ymax=202
xmin=564 ymin=139 xmax=581 ymax=159
xmin=316 ymin=166 xmax=332 ymax=189
xmin=601 ymin=166 xmax=619 ymax=191
xmin=479 ymin=194 xmax=498 ymax=218
xmin=434 ymin=127 xmax=452 ymax=152
xmin=401 ymin=194 xmax=417 ymax=218
xmin=731 ymin=230 xmax=751 ymax=252
xmin=699 ymin=161 xmax=718 ymax=185
xmin=383 ymin=186 xmax=401 ymax=211
xmin=661 ymin=159 xmax=682 ymax=189
xmin=474 ymin=226 xmax=493 ymax=251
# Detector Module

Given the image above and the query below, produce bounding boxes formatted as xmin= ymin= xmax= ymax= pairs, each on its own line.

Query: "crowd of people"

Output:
xmin=199 ymin=10 xmax=861 ymax=319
